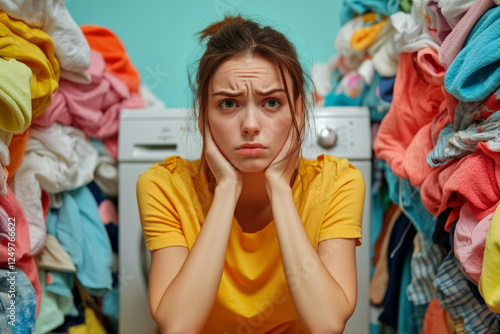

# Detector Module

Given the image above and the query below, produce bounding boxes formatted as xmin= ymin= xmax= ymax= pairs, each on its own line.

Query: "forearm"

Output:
xmin=155 ymin=182 xmax=238 ymax=333
xmin=269 ymin=184 xmax=355 ymax=334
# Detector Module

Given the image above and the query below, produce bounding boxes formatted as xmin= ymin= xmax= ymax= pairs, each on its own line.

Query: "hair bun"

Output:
xmin=198 ymin=15 xmax=246 ymax=42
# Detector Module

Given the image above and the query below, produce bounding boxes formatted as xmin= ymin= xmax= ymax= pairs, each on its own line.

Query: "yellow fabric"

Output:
xmin=0 ymin=57 xmax=32 ymax=133
xmin=350 ymin=13 xmax=388 ymax=51
xmin=479 ymin=204 xmax=500 ymax=313
xmin=137 ymin=154 xmax=365 ymax=333
xmin=67 ymin=307 xmax=107 ymax=334
xmin=0 ymin=11 xmax=59 ymax=119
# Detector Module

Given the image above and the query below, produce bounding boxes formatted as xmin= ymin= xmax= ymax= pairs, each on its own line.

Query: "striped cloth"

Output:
xmin=435 ymin=251 xmax=500 ymax=333
xmin=407 ymin=232 xmax=448 ymax=305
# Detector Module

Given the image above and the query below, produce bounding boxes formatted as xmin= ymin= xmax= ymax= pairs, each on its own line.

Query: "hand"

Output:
xmin=201 ymin=118 xmax=242 ymax=195
xmin=264 ymin=125 xmax=300 ymax=192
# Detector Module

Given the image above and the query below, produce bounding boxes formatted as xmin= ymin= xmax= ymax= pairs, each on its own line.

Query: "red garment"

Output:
xmin=421 ymin=299 xmax=451 ymax=334
xmin=0 ymin=185 xmax=41 ymax=315
xmin=374 ymin=51 xmax=445 ymax=183
xmin=81 ymin=25 xmax=140 ymax=93
xmin=421 ymin=152 xmax=500 ymax=231
xmin=6 ymin=128 xmax=29 ymax=183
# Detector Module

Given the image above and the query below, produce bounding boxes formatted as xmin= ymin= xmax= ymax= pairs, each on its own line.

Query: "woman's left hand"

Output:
xmin=264 ymin=125 xmax=300 ymax=193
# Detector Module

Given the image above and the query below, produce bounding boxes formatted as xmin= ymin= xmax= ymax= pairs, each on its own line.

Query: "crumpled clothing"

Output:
xmin=427 ymin=111 xmax=500 ymax=167
xmin=0 ymin=268 xmax=36 ymax=333
xmin=35 ymin=234 xmax=76 ymax=273
xmin=454 ymin=203 xmax=493 ymax=284
xmin=340 ymin=0 xmax=400 ymax=25
xmin=427 ymin=0 xmax=453 ymax=44
xmin=479 ymin=203 xmax=500 ymax=313
xmin=439 ymin=0 xmax=497 ymax=69
xmin=0 ymin=57 xmax=32 ymax=134
xmin=0 ymin=11 xmax=59 ymax=119
xmin=81 ymin=25 xmax=140 ymax=93
xmin=421 ymin=151 xmax=500 ymax=231
xmin=374 ymin=51 xmax=445 ymax=182
xmin=350 ymin=13 xmax=389 ymax=51
xmin=0 ymin=0 xmax=91 ymax=84
xmin=5 ymin=128 xmax=28 ymax=185
xmin=389 ymin=0 xmax=440 ymax=54
xmin=435 ymin=251 xmax=500 ymax=333
xmin=407 ymin=231 xmax=448 ymax=306
xmin=437 ymin=0 xmax=484 ymax=28
xmin=335 ymin=15 xmax=368 ymax=70
xmin=46 ymin=187 xmax=113 ymax=296
xmin=444 ymin=5 xmax=500 ymax=102
xmin=11 ymin=123 xmax=98 ymax=255
xmin=31 ymin=51 xmax=144 ymax=159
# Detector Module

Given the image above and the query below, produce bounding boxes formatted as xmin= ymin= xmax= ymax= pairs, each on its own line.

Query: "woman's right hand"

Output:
xmin=202 ymin=119 xmax=243 ymax=196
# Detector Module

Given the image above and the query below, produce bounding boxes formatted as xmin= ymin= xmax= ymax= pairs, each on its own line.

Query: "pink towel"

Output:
xmin=454 ymin=202 xmax=493 ymax=284
xmin=439 ymin=0 xmax=496 ymax=68
xmin=374 ymin=51 xmax=445 ymax=181
xmin=32 ymin=50 xmax=144 ymax=158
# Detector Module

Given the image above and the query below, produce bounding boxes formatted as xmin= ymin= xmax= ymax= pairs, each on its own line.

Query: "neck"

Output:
xmin=234 ymin=171 xmax=273 ymax=233
xmin=239 ymin=171 xmax=269 ymax=204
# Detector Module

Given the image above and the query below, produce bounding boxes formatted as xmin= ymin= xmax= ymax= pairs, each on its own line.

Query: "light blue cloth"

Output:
xmin=34 ymin=268 xmax=66 ymax=334
xmin=47 ymin=186 xmax=112 ymax=296
xmin=444 ymin=6 xmax=500 ymax=102
xmin=340 ymin=0 xmax=400 ymax=25
xmin=427 ymin=112 xmax=500 ymax=166
xmin=383 ymin=163 xmax=437 ymax=245
xmin=435 ymin=251 xmax=500 ymax=333
xmin=0 ymin=267 xmax=36 ymax=334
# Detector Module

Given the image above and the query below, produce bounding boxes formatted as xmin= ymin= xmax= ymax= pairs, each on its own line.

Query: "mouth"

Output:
xmin=236 ymin=143 xmax=266 ymax=155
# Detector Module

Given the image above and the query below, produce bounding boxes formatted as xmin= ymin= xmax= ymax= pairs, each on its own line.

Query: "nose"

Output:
xmin=241 ymin=106 xmax=261 ymax=136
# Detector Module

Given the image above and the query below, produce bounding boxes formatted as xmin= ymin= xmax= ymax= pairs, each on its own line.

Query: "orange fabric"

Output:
xmin=6 ymin=127 xmax=29 ymax=183
xmin=81 ymin=25 xmax=140 ymax=93
xmin=421 ymin=299 xmax=451 ymax=334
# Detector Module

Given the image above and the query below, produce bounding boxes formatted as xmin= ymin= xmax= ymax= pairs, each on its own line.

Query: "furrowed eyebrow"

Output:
xmin=257 ymin=88 xmax=285 ymax=96
xmin=212 ymin=88 xmax=285 ymax=97
xmin=212 ymin=91 xmax=242 ymax=97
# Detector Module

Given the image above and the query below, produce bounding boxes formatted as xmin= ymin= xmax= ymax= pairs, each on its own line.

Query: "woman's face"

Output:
xmin=206 ymin=56 xmax=295 ymax=173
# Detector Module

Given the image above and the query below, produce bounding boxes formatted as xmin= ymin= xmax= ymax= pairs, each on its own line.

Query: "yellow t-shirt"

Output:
xmin=136 ymin=154 xmax=365 ymax=333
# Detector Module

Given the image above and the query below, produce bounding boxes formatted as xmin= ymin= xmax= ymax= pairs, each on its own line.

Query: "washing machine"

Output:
xmin=117 ymin=106 xmax=372 ymax=334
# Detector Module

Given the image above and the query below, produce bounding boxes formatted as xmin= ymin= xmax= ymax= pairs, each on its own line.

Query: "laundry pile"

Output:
xmin=314 ymin=0 xmax=500 ymax=333
xmin=0 ymin=1 xmax=160 ymax=333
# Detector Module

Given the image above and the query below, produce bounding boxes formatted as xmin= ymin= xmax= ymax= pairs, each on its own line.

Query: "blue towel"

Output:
xmin=47 ymin=186 xmax=112 ymax=297
xmin=340 ymin=0 xmax=400 ymax=25
xmin=445 ymin=6 xmax=500 ymax=102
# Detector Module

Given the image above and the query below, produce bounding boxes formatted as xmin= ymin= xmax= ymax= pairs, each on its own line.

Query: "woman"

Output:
xmin=137 ymin=15 xmax=365 ymax=334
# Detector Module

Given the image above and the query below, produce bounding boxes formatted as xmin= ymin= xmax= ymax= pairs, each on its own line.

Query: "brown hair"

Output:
xmin=190 ymin=15 xmax=313 ymax=190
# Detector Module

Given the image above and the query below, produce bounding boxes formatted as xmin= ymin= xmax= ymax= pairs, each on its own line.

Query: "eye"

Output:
xmin=219 ymin=100 xmax=237 ymax=109
xmin=264 ymin=99 xmax=281 ymax=109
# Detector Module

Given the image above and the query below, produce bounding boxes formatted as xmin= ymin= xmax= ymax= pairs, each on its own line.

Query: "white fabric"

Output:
xmin=11 ymin=123 xmax=98 ymax=255
xmin=437 ymin=0 xmax=478 ymax=28
xmin=334 ymin=15 xmax=366 ymax=70
xmin=94 ymin=155 xmax=118 ymax=197
xmin=390 ymin=0 xmax=440 ymax=54
xmin=0 ymin=0 xmax=91 ymax=83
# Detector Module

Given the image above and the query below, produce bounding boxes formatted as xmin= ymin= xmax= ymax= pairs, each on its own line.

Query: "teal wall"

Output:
xmin=67 ymin=0 xmax=341 ymax=108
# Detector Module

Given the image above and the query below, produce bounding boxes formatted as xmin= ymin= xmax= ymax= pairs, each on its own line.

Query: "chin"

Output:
xmin=234 ymin=160 xmax=270 ymax=173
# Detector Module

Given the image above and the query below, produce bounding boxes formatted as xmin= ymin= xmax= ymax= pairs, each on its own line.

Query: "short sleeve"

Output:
xmin=318 ymin=158 xmax=365 ymax=246
xmin=136 ymin=164 xmax=188 ymax=251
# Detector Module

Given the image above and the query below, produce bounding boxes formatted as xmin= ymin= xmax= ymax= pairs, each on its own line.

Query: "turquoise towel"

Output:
xmin=445 ymin=6 xmax=500 ymax=102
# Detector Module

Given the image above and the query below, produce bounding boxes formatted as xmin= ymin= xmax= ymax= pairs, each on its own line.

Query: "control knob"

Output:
xmin=317 ymin=127 xmax=337 ymax=149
